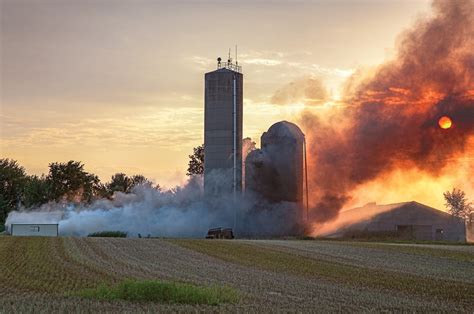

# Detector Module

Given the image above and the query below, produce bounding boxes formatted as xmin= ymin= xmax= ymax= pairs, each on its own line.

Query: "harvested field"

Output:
xmin=0 ymin=237 xmax=473 ymax=312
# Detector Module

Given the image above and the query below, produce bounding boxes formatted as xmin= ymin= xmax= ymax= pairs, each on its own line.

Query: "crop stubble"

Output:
xmin=0 ymin=237 xmax=473 ymax=312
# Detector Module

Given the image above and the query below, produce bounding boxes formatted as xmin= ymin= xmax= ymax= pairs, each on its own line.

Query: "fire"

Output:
xmin=438 ymin=116 xmax=452 ymax=129
xmin=300 ymin=0 xmax=474 ymax=224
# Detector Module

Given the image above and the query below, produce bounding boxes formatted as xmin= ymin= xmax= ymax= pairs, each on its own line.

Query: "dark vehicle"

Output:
xmin=205 ymin=227 xmax=234 ymax=239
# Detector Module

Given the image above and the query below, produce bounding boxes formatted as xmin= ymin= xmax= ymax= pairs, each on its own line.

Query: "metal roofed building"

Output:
xmin=319 ymin=201 xmax=467 ymax=242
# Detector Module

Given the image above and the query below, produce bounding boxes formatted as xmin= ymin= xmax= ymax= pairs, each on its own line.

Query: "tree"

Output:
xmin=187 ymin=144 xmax=204 ymax=176
xmin=47 ymin=161 xmax=100 ymax=203
xmin=107 ymin=173 xmax=133 ymax=194
xmin=103 ymin=173 xmax=158 ymax=197
xmin=444 ymin=188 xmax=472 ymax=220
xmin=0 ymin=159 xmax=27 ymax=223
xmin=130 ymin=174 xmax=156 ymax=189
xmin=243 ymin=137 xmax=256 ymax=158
xmin=187 ymin=139 xmax=257 ymax=176
xmin=22 ymin=175 xmax=50 ymax=208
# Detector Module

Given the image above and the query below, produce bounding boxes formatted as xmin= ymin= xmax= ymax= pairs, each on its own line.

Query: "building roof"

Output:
xmin=316 ymin=201 xmax=457 ymax=237
xmin=343 ymin=201 xmax=453 ymax=219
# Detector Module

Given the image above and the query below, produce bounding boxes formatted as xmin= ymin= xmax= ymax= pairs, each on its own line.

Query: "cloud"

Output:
xmin=245 ymin=58 xmax=283 ymax=66
xmin=271 ymin=76 xmax=329 ymax=106
xmin=0 ymin=106 xmax=203 ymax=150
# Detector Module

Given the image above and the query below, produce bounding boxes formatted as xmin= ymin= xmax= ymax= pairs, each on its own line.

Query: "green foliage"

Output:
xmin=94 ymin=183 xmax=111 ymax=199
xmin=0 ymin=159 xmax=27 ymax=224
xmin=47 ymin=161 xmax=100 ymax=203
xmin=103 ymin=173 xmax=157 ymax=198
xmin=0 ymin=158 xmax=161 ymax=219
xmin=22 ymin=175 xmax=51 ymax=208
xmin=186 ymin=144 xmax=204 ymax=176
xmin=88 ymin=231 xmax=128 ymax=238
xmin=444 ymin=188 xmax=473 ymax=220
xmin=77 ymin=280 xmax=239 ymax=305
xmin=130 ymin=174 xmax=155 ymax=188
xmin=0 ymin=224 xmax=4 ymax=233
xmin=107 ymin=173 xmax=132 ymax=194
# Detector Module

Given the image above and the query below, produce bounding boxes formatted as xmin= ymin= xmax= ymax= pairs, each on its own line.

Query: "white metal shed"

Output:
xmin=10 ymin=224 xmax=58 ymax=237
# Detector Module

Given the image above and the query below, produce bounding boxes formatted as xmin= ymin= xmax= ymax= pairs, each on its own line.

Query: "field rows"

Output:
xmin=246 ymin=239 xmax=474 ymax=282
xmin=0 ymin=237 xmax=473 ymax=312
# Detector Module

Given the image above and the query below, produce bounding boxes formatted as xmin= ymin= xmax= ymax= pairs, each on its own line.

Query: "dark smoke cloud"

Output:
xmin=302 ymin=0 xmax=474 ymax=222
xmin=272 ymin=76 xmax=329 ymax=106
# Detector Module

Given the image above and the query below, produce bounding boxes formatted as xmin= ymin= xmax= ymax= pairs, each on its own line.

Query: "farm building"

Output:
xmin=467 ymin=213 xmax=474 ymax=242
xmin=10 ymin=224 xmax=58 ymax=237
xmin=320 ymin=201 xmax=467 ymax=242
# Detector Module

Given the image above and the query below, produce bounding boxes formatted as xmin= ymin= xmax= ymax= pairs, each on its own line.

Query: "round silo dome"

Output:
xmin=262 ymin=121 xmax=305 ymax=147
xmin=260 ymin=121 xmax=305 ymax=203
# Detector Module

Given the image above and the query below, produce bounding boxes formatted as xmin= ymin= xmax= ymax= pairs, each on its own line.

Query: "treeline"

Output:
xmin=0 ymin=159 xmax=159 ymax=225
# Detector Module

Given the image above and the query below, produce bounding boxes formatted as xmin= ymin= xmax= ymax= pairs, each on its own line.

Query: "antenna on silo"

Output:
xmin=228 ymin=48 xmax=232 ymax=63
xmin=235 ymin=45 xmax=238 ymax=65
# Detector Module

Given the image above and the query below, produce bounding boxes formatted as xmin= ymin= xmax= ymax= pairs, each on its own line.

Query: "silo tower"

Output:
xmin=246 ymin=121 xmax=306 ymax=203
xmin=204 ymin=54 xmax=243 ymax=195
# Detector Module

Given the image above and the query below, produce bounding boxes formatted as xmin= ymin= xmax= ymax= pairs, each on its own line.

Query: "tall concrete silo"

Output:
xmin=246 ymin=121 xmax=305 ymax=203
xmin=204 ymin=57 xmax=243 ymax=195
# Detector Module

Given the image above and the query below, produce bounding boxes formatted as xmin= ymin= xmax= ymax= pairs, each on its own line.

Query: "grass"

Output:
xmin=88 ymin=231 xmax=127 ymax=238
xmin=172 ymin=239 xmax=474 ymax=304
xmin=76 ymin=280 xmax=239 ymax=305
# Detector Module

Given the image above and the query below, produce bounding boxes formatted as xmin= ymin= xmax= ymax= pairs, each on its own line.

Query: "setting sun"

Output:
xmin=438 ymin=116 xmax=452 ymax=129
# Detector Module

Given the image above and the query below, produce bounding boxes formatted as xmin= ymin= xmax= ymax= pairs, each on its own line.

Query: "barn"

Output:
xmin=10 ymin=224 xmax=59 ymax=237
xmin=322 ymin=201 xmax=467 ymax=242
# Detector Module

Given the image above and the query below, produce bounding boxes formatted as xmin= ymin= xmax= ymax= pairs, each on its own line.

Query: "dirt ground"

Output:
xmin=0 ymin=237 xmax=472 ymax=312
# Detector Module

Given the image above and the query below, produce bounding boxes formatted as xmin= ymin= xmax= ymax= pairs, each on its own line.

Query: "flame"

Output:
xmin=438 ymin=116 xmax=452 ymax=129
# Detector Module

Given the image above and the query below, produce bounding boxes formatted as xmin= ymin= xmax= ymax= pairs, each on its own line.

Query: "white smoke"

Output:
xmin=5 ymin=174 xmax=302 ymax=237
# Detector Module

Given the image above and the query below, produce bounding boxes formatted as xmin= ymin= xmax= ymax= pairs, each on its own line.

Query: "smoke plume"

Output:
xmin=272 ymin=76 xmax=329 ymax=106
xmin=302 ymin=0 xmax=474 ymax=222
xmin=6 ymin=175 xmax=301 ymax=237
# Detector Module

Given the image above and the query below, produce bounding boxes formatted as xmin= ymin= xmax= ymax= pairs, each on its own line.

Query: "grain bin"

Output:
xmin=246 ymin=121 xmax=305 ymax=203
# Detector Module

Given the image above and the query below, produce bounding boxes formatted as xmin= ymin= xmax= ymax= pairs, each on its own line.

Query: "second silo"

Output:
xmin=246 ymin=121 xmax=305 ymax=203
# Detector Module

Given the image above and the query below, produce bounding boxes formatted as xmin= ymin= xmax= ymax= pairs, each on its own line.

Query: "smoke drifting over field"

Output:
xmin=302 ymin=0 xmax=474 ymax=222
xmin=6 ymin=175 xmax=301 ymax=237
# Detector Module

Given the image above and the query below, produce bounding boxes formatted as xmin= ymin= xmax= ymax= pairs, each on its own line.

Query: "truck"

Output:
xmin=205 ymin=227 xmax=234 ymax=239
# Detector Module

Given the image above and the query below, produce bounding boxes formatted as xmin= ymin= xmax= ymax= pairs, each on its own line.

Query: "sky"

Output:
xmin=0 ymin=0 xmax=432 ymax=188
